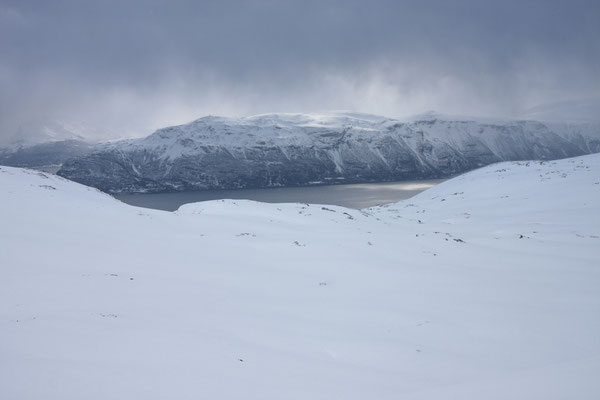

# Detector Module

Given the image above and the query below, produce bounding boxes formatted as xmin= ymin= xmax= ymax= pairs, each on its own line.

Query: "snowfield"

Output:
xmin=1 ymin=154 xmax=599 ymax=399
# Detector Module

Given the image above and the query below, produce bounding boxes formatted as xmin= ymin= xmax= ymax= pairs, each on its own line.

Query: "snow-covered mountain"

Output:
xmin=2 ymin=154 xmax=599 ymax=399
xmin=57 ymin=111 xmax=600 ymax=193
xmin=1 ymin=118 xmax=88 ymax=148
xmin=0 ymin=117 xmax=100 ymax=172
xmin=0 ymin=140 xmax=94 ymax=173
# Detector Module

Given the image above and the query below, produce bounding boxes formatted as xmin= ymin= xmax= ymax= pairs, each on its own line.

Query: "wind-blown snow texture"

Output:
xmin=57 ymin=112 xmax=600 ymax=193
xmin=2 ymin=153 xmax=600 ymax=399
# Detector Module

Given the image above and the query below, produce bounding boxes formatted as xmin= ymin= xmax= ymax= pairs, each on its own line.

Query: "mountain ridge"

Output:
xmin=54 ymin=112 xmax=600 ymax=193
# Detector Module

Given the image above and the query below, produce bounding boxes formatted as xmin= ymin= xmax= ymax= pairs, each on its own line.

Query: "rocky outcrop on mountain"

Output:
xmin=56 ymin=112 xmax=599 ymax=193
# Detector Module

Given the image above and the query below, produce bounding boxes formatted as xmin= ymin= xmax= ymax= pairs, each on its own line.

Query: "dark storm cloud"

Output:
xmin=1 ymin=0 xmax=599 ymax=139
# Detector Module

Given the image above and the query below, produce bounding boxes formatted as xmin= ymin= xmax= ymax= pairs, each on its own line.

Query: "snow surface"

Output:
xmin=1 ymin=154 xmax=600 ymax=399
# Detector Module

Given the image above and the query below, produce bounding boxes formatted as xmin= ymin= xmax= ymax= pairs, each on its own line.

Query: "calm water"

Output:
xmin=115 ymin=179 xmax=445 ymax=211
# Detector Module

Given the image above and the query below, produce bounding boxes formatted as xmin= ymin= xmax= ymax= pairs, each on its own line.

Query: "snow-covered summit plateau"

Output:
xmin=1 ymin=153 xmax=599 ymax=399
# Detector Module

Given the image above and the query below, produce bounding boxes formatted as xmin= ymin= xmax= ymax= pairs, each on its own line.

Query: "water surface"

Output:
xmin=115 ymin=179 xmax=445 ymax=211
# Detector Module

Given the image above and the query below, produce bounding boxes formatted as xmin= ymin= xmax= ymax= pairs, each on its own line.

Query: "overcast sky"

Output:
xmin=1 ymin=0 xmax=599 ymax=139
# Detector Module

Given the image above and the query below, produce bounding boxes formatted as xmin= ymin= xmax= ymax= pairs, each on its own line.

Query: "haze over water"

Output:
xmin=115 ymin=179 xmax=444 ymax=211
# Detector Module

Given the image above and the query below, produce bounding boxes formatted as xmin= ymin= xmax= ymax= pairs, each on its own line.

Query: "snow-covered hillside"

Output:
xmin=1 ymin=154 xmax=600 ymax=399
xmin=57 ymin=111 xmax=600 ymax=193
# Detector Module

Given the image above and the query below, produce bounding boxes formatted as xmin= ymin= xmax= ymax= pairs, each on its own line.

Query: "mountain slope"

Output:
xmin=57 ymin=112 xmax=599 ymax=193
xmin=0 ymin=139 xmax=94 ymax=173
xmin=0 ymin=117 xmax=101 ymax=172
xmin=2 ymin=154 xmax=600 ymax=399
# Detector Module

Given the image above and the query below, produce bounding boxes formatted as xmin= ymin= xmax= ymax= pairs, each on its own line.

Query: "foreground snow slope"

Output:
xmin=1 ymin=154 xmax=599 ymax=399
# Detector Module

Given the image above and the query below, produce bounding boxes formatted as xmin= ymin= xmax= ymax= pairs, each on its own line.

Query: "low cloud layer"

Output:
xmin=1 ymin=0 xmax=599 ymax=140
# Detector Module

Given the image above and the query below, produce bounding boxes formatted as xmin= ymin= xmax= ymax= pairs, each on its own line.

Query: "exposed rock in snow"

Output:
xmin=56 ymin=111 xmax=600 ymax=193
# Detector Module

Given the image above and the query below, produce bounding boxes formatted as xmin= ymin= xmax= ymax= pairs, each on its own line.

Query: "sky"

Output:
xmin=1 ymin=0 xmax=599 ymax=140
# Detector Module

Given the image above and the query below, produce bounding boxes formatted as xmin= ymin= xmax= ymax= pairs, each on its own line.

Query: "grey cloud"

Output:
xmin=1 ymin=0 xmax=599 ymax=140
